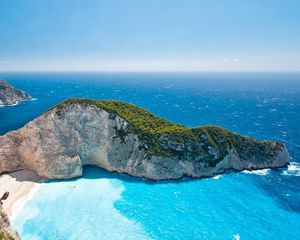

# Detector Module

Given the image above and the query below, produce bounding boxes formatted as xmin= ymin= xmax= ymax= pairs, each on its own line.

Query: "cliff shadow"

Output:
xmin=4 ymin=169 xmax=42 ymax=183
xmin=81 ymin=165 xmax=207 ymax=185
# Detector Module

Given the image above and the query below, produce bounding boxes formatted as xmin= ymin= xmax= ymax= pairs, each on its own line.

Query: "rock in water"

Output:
xmin=0 ymin=80 xmax=32 ymax=106
xmin=0 ymin=98 xmax=289 ymax=180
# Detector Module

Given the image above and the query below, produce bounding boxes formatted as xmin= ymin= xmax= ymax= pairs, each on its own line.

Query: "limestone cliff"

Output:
xmin=0 ymin=98 xmax=289 ymax=180
xmin=0 ymin=205 xmax=20 ymax=240
xmin=0 ymin=80 xmax=32 ymax=106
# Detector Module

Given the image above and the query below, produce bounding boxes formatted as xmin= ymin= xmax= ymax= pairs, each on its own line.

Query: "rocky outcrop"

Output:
xmin=0 ymin=80 xmax=32 ymax=106
xmin=0 ymin=205 xmax=20 ymax=240
xmin=0 ymin=99 xmax=289 ymax=180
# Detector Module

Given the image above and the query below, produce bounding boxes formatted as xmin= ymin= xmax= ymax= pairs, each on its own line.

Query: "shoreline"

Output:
xmin=0 ymin=170 xmax=42 ymax=218
xmin=0 ymin=98 xmax=38 ymax=107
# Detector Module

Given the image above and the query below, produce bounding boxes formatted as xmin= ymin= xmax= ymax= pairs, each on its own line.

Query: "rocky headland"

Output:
xmin=0 ymin=80 xmax=32 ymax=106
xmin=0 ymin=98 xmax=289 ymax=180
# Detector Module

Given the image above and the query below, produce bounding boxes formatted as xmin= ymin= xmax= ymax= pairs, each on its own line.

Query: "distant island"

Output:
xmin=0 ymin=98 xmax=289 ymax=180
xmin=0 ymin=80 xmax=32 ymax=106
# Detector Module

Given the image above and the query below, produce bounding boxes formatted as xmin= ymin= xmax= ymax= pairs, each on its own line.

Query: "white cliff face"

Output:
xmin=1 ymin=104 xmax=146 ymax=179
xmin=0 ymin=103 xmax=289 ymax=180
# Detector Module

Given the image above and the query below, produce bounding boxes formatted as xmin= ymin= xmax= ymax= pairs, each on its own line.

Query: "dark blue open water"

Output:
xmin=1 ymin=72 xmax=300 ymax=239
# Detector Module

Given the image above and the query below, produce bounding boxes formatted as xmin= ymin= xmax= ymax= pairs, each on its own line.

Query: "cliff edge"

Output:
xmin=0 ymin=80 xmax=32 ymax=106
xmin=0 ymin=98 xmax=289 ymax=180
xmin=0 ymin=205 xmax=20 ymax=240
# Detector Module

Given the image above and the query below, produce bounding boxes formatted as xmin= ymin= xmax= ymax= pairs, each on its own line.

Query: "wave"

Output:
xmin=212 ymin=175 xmax=222 ymax=180
xmin=0 ymin=102 xmax=19 ymax=107
xmin=242 ymin=169 xmax=270 ymax=176
xmin=0 ymin=98 xmax=37 ymax=108
xmin=232 ymin=234 xmax=240 ymax=240
xmin=282 ymin=162 xmax=300 ymax=177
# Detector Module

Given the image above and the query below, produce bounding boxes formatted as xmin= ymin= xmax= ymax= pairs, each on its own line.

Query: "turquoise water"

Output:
xmin=1 ymin=72 xmax=300 ymax=239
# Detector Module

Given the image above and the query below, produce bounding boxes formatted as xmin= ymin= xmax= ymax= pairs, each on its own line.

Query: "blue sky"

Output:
xmin=0 ymin=0 xmax=299 ymax=71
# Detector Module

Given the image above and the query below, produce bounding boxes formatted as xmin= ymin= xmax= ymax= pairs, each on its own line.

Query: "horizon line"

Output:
xmin=1 ymin=70 xmax=300 ymax=74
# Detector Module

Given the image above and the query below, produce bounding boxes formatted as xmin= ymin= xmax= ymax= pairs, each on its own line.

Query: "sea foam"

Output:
xmin=212 ymin=175 xmax=222 ymax=180
xmin=242 ymin=169 xmax=270 ymax=176
xmin=282 ymin=162 xmax=300 ymax=177
xmin=233 ymin=234 xmax=241 ymax=240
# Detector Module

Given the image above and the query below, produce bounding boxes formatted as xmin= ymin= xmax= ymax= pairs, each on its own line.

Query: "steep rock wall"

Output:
xmin=0 ymin=80 xmax=32 ymax=106
xmin=0 ymin=102 xmax=289 ymax=180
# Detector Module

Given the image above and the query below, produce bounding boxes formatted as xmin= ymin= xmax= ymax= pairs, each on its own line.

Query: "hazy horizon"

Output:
xmin=1 ymin=70 xmax=300 ymax=73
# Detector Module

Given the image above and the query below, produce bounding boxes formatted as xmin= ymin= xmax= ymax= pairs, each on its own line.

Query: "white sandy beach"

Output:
xmin=0 ymin=170 xmax=42 ymax=217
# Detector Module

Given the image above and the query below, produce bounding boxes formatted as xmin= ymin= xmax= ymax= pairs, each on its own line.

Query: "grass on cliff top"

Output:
xmin=47 ymin=98 xmax=188 ymax=136
xmin=46 ymin=98 xmax=283 ymax=158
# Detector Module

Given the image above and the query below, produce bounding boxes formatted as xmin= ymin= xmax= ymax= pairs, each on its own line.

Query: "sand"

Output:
xmin=0 ymin=170 xmax=42 ymax=217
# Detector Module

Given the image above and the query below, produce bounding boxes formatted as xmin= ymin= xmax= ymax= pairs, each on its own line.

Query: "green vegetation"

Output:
xmin=0 ymin=231 xmax=15 ymax=240
xmin=46 ymin=98 xmax=283 ymax=164
xmin=47 ymin=98 xmax=186 ymax=135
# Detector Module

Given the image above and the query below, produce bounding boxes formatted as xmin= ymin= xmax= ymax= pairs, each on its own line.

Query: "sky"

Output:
xmin=0 ymin=0 xmax=300 ymax=72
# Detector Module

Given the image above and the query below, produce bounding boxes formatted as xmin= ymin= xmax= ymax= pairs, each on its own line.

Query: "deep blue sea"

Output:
xmin=1 ymin=72 xmax=300 ymax=240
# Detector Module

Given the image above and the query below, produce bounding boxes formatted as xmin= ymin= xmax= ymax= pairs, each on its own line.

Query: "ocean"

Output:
xmin=0 ymin=72 xmax=299 ymax=240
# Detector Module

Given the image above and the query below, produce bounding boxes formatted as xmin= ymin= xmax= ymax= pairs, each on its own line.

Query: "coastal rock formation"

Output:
xmin=0 ymin=98 xmax=289 ymax=180
xmin=0 ymin=80 xmax=32 ymax=106
xmin=0 ymin=205 xmax=20 ymax=240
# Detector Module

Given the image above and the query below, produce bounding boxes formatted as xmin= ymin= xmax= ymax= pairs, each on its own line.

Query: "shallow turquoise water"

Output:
xmin=11 ymin=167 xmax=300 ymax=240
xmin=0 ymin=72 xmax=299 ymax=239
